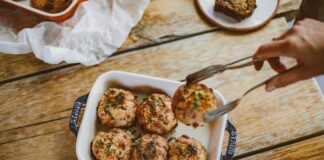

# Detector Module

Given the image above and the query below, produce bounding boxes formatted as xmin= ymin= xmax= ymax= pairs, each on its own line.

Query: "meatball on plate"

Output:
xmin=172 ymin=83 xmax=218 ymax=127
xmin=132 ymin=134 xmax=169 ymax=160
xmin=168 ymin=135 xmax=207 ymax=160
xmin=98 ymin=88 xmax=138 ymax=128
xmin=92 ymin=128 xmax=132 ymax=160
xmin=137 ymin=94 xmax=178 ymax=134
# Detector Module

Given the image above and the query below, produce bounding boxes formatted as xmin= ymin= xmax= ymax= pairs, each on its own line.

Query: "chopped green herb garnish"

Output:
xmin=107 ymin=110 xmax=115 ymax=120
xmin=193 ymin=99 xmax=200 ymax=110
xmin=197 ymin=92 xmax=204 ymax=99
xmin=106 ymin=143 xmax=114 ymax=153
xmin=149 ymin=100 xmax=158 ymax=112
xmin=177 ymin=145 xmax=187 ymax=156
xmin=176 ymin=144 xmax=197 ymax=156
xmin=95 ymin=140 xmax=103 ymax=148
xmin=190 ymin=91 xmax=197 ymax=97
xmin=187 ymin=144 xmax=197 ymax=156
xmin=104 ymin=101 xmax=118 ymax=112
xmin=190 ymin=90 xmax=204 ymax=110
xmin=132 ymin=139 xmax=140 ymax=147
xmin=127 ymin=128 xmax=136 ymax=134
xmin=149 ymin=100 xmax=157 ymax=107
xmin=143 ymin=154 xmax=149 ymax=160
xmin=148 ymin=116 xmax=153 ymax=123
xmin=109 ymin=148 xmax=115 ymax=153
xmin=148 ymin=141 xmax=157 ymax=154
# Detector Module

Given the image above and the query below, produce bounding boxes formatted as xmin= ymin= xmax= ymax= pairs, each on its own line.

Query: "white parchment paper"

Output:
xmin=0 ymin=0 xmax=149 ymax=65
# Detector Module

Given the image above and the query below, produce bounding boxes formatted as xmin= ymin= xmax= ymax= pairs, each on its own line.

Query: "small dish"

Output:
xmin=195 ymin=0 xmax=280 ymax=31
xmin=69 ymin=71 xmax=237 ymax=160
xmin=1 ymin=0 xmax=85 ymax=22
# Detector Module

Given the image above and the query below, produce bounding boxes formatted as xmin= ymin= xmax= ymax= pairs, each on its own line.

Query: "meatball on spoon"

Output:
xmin=178 ymin=56 xmax=281 ymax=122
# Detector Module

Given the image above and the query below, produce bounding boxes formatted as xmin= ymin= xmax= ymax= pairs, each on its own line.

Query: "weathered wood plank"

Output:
xmin=296 ymin=0 xmax=324 ymax=22
xmin=0 ymin=0 xmax=302 ymax=82
xmin=0 ymin=118 xmax=67 ymax=145
xmin=0 ymin=129 xmax=76 ymax=160
xmin=242 ymin=135 xmax=324 ymax=160
xmin=221 ymin=78 xmax=324 ymax=154
xmin=0 ymin=108 xmax=84 ymax=145
xmin=1 ymin=19 xmax=324 ymax=159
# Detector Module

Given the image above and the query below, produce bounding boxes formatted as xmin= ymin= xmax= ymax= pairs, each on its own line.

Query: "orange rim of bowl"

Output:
xmin=0 ymin=0 xmax=86 ymax=22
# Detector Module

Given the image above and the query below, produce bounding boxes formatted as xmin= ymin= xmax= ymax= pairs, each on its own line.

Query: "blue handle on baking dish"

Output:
xmin=222 ymin=120 xmax=237 ymax=160
xmin=69 ymin=94 xmax=237 ymax=160
xmin=69 ymin=93 xmax=89 ymax=136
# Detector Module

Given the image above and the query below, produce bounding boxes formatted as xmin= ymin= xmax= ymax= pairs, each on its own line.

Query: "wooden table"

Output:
xmin=0 ymin=0 xmax=323 ymax=159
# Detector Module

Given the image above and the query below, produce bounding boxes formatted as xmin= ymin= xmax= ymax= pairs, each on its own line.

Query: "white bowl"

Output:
xmin=69 ymin=71 xmax=236 ymax=160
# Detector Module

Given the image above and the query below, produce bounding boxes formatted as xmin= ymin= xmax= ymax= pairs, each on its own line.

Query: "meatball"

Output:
xmin=137 ymin=94 xmax=178 ymax=134
xmin=91 ymin=128 xmax=132 ymax=160
xmin=168 ymin=135 xmax=207 ymax=160
xmin=31 ymin=0 xmax=72 ymax=13
xmin=172 ymin=83 xmax=218 ymax=128
xmin=98 ymin=88 xmax=138 ymax=128
xmin=131 ymin=134 xmax=169 ymax=160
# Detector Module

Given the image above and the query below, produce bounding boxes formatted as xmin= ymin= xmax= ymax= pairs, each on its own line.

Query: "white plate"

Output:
xmin=74 ymin=71 xmax=231 ymax=160
xmin=196 ymin=0 xmax=280 ymax=31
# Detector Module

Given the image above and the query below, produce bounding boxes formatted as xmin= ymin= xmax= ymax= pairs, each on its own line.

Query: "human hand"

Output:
xmin=253 ymin=18 xmax=324 ymax=92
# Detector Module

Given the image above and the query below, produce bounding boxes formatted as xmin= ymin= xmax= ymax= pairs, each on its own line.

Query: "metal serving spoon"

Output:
xmin=185 ymin=56 xmax=267 ymax=84
xmin=182 ymin=56 xmax=279 ymax=122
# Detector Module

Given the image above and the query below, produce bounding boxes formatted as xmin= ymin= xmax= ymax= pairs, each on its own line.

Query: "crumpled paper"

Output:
xmin=0 ymin=0 xmax=149 ymax=65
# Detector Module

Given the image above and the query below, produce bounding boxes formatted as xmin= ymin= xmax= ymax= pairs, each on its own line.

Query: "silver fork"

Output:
xmin=204 ymin=74 xmax=278 ymax=122
xmin=185 ymin=56 xmax=267 ymax=84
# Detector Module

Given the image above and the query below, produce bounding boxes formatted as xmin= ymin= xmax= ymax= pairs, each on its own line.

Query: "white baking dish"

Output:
xmin=69 ymin=71 xmax=237 ymax=160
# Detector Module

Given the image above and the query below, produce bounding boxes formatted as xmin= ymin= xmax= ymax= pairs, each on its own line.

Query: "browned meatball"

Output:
xmin=31 ymin=0 xmax=72 ymax=13
xmin=131 ymin=134 xmax=168 ymax=160
xmin=92 ymin=128 xmax=132 ymax=160
xmin=98 ymin=88 xmax=138 ymax=128
xmin=137 ymin=94 xmax=178 ymax=134
xmin=168 ymin=135 xmax=207 ymax=160
xmin=172 ymin=83 xmax=218 ymax=127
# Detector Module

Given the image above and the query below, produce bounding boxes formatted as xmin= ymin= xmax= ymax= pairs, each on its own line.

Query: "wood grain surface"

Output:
xmin=296 ymin=0 xmax=324 ymax=22
xmin=1 ymin=18 xmax=323 ymax=159
xmin=242 ymin=135 xmax=324 ymax=160
xmin=0 ymin=0 xmax=302 ymax=83
xmin=0 ymin=129 xmax=76 ymax=160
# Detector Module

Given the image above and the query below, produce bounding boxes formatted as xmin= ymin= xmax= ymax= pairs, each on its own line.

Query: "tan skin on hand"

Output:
xmin=253 ymin=18 xmax=324 ymax=92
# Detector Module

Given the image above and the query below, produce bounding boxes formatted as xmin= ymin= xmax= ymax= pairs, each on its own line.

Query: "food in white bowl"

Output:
xmin=168 ymin=135 xmax=207 ymax=160
xmin=93 ymin=87 xmax=213 ymax=160
xmin=137 ymin=93 xmax=178 ymax=134
xmin=91 ymin=128 xmax=132 ymax=160
xmin=131 ymin=134 xmax=169 ymax=160
xmin=97 ymin=88 xmax=138 ymax=128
